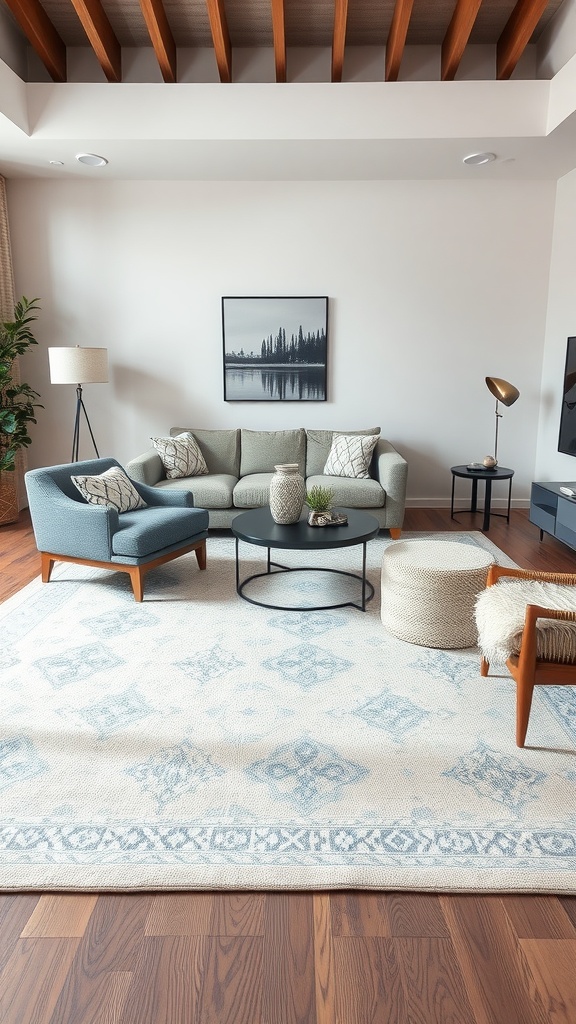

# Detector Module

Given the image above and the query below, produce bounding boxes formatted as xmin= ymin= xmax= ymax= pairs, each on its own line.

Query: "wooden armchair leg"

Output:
xmin=480 ymin=656 xmax=490 ymax=677
xmin=41 ymin=553 xmax=55 ymax=583
xmin=128 ymin=566 xmax=145 ymax=602
xmin=515 ymin=678 xmax=535 ymax=748
xmin=195 ymin=540 xmax=207 ymax=570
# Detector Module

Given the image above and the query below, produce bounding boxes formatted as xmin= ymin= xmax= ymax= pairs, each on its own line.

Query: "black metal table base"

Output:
xmin=235 ymin=539 xmax=374 ymax=611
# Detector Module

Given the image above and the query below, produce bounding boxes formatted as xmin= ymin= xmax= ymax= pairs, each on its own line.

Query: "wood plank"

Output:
xmin=0 ymin=938 xmax=79 ymax=1024
xmin=262 ymin=893 xmax=316 ymax=1024
xmin=520 ymin=939 xmax=576 ymax=1024
xmin=500 ymin=895 xmax=576 ymax=939
xmin=271 ymin=0 xmax=286 ymax=83
xmin=331 ymin=0 xmax=348 ymax=84
xmin=441 ymin=0 xmax=482 ymax=81
xmin=334 ymin=936 xmax=406 ymax=1023
xmin=385 ymin=0 xmax=414 ymax=83
xmin=21 ymin=894 xmax=98 ymax=937
xmin=1 ymin=0 xmax=66 ymax=80
xmin=196 ymin=936 xmax=263 ymax=1024
xmin=0 ymin=894 xmax=41 ymax=972
xmin=121 ymin=936 xmax=206 ymax=1024
xmin=331 ymin=891 xmax=391 ymax=936
xmin=313 ymin=893 xmax=336 ymax=1024
xmin=396 ymin=936 xmax=478 ymax=1023
xmin=211 ymin=892 xmax=264 ymax=935
xmin=69 ymin=0 xmax=122 ymax=81
xmin=206 ymin=0 xmax=232 ymax=84
xmin=440 ymin=894 xmax=549 ymax=1024
xmin=385 ymin=892 xmax=450 ymax=937
xmin=139 ymin=0 xmax=177 ymax=83
xmin=145 ymin=892 xmax=215 ymax=935
xmin=497 ymin=0 xmax=549 ymax=81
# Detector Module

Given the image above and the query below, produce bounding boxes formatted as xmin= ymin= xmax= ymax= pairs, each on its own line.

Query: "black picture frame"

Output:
xmin=222 ymin=296 xmax=328 ymax=402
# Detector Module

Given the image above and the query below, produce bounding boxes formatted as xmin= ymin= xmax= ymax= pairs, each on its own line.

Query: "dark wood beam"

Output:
xmin=441 ymin=0 xmax=482 ymax=81
xmin=385 ymin=0 xmax=414 ymax=82
xmin=206 ymin=0 xmax=232 ymax=83
xmin=331 ymin=0 xmax=348 ymax=83
xmin=497 ymin=0 xmax=549 ymax=80
xmin=270 ymin=0 xmax=286 ymax=82
xmin=69 ymin=0 xmax=122 ymax=81
xmin=2 ymin=0 xmax=66 ymax=81
xmin=139 ymin=0 xmax=176 ymax=82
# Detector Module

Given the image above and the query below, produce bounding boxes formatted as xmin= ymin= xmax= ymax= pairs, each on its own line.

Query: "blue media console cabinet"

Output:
xmin=530 ymin=482 xmax=576 ymax=552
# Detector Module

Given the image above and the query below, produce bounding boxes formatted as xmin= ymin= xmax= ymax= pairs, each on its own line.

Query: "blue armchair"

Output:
xmin=25 ymin=457 xmax=209 ymax=601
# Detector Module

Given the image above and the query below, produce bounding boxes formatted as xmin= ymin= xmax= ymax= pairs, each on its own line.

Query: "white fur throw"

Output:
xmin=475 ymin=579 xmax=576 ymax=664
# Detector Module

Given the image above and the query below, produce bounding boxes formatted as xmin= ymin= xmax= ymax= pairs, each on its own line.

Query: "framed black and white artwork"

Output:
xmin=222 ymin=296 xmax=328 ymax=401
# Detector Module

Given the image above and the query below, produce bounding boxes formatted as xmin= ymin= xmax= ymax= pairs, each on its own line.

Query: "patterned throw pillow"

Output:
xmin=151 ymin=432 xmax=208 ymax=479
xmin=71 ymin=466 xmax=147 ymax=512
xmin=323 ymin=433 xmax=379 ymax=479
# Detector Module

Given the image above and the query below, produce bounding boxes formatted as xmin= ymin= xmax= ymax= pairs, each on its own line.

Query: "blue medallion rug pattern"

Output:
xmin=1 ymin=531 xmax=575 ymax=892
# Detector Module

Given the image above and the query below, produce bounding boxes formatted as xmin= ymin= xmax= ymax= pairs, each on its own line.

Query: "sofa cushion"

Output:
xmin=112 ymin=506 xmax=209 ymax=558
xmin=71 ymin=466 xmax=147 ymax=513
xmin=306 ymin=474 xmax=385 ymax=509
xmin=324 ymin=433 xmax=380 ymax=479
xmin=151 ymin=432 xmax=208 ymax=479
xmin=155 ymin=473 xmax=237 ymax=509
xmin=306 ymin=427 xmax=380 ymax=477
xmin=240 ymin=429 xmax=306 ymax=477
xmin=170 ymin=427 xmax=240 ymax=477
xmin=233 ymin=473 xmax=275 ymax=509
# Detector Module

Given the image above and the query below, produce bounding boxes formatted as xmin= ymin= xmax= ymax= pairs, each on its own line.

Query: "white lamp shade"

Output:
xmin=48 ymin=346 xmax=108 ymax=385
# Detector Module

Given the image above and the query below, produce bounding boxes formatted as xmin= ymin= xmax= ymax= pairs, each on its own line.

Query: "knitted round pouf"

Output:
xmin=381 ymin=540 xmax=494 ymax=649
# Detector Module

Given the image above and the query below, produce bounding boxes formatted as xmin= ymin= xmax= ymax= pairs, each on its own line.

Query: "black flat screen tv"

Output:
xmin=558 ymin=336 xmax=576 ymax=456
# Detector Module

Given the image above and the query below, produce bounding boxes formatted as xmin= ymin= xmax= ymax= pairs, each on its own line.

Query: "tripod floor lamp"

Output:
xmin=48 ymin=347 xmax=109 ymax=462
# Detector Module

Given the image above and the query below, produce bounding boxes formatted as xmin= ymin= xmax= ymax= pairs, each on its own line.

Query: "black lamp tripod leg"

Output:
xmin=71 ymin=384 xmax=100 ymax=462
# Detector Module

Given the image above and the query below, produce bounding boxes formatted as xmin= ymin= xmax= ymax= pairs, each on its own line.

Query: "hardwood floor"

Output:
xmin=1 ymin=507 xmax=576 ymax=1024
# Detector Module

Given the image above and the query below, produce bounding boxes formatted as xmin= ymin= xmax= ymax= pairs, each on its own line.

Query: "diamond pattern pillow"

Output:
xmin=323 ymin=433 xmax=379 ymax=479
xmin=151 ymin=432 xmax=208 ymax=479
xmin=71 ymin=466 xmax=147 ymax=512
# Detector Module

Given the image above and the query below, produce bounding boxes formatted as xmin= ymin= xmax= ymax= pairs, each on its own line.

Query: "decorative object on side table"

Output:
xmin=304 ymin=484 xmax=347 ymax=526
xmin=0 ymin=296 xmax=42 ymax=526
xmin=269 ymin=463 xmax=305 ymax=524
xmin=484 ymin=375 xmax=519 ymax=467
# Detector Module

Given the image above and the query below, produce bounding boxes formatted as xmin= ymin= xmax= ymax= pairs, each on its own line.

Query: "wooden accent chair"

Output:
xmin=477 ymin=565 xmax=576 ymax=747
xmin=25 ymin=458 xmax=209 ymax=601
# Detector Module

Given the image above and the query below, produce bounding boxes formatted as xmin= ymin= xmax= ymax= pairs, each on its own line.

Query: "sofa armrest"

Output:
xmin=125 ymin=449 xmax=166 ymax=487
xmin=373 ymin=439 xmax=408 ymax=528
xmin=132 ymin=480 xmax=196 ymax=508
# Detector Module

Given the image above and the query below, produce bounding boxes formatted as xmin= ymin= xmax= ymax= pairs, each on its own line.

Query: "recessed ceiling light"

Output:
xmin=76 ymin=153 xmax=108 ymax=167
xmin=463 ymin=152 xmax=497 ymax=166
xmin=49 ymin=160 xmax=64 ymax=166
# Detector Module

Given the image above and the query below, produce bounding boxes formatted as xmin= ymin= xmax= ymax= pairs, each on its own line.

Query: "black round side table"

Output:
xmin=450 ymin=465 xmax=514 ymax=532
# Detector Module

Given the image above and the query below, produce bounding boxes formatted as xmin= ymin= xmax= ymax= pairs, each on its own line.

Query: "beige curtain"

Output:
xmin=0 ymin=175 xmax=25 ymax=516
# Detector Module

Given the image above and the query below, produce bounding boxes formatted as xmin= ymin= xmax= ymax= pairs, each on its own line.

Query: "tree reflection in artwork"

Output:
xmin=222 ymin=296 xmax=328 ymax=402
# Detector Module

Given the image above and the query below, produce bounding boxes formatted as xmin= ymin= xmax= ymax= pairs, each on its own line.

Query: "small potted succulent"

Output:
xmin=305 ymin=484 xmax=335 ymax=526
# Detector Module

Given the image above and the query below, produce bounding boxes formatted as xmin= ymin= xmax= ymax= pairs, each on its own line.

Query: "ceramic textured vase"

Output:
xmin=269 ymin=463 xmax=305 ymax=524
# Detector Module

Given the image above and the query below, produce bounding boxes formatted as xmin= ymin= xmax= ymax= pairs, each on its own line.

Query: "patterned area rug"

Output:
xmin=1 ymin=530 xmax=576 ymax=892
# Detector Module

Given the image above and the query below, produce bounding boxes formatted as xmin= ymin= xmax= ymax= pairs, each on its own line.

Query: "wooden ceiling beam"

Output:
xmin=385 ymin=0 xmax=414 ymax=82
xmin=2 ymin=0 xmax=66 ymax=81
xmin=331 ymin=0 xmax=348 ymax=83
xmin=441 ymin=0 xmax=482 ymax=81
xmin=206 ymin=0 xmax=232 ymax=83
xmin=69 ymin=0 xmax=122 ymax=81
xmin=271 ymin=0 xmax=286 ymax=83
xmin=139 ymin=0 xmax=176 ymax=83
xmin=497 ymin=0 xmax=549 ymax=80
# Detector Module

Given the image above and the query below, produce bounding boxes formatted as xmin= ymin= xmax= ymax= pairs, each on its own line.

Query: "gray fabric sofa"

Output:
xmin=126 ymin=427 xmax=408 ymax=533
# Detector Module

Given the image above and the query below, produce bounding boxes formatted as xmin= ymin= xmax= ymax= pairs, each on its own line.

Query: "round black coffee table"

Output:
xmin=231 ymin=507 xmax=380 ymax=611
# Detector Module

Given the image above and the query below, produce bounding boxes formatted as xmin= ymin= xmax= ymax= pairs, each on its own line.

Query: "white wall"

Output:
xmin=7 ymin=177 xmax=556 ymax=505
xmin=537 ymin=166 xmax=576 ymax=483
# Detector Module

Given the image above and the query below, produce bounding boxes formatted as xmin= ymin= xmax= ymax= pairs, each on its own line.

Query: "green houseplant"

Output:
xmin=0 ymin=296 xmax=42 ymax=473
xmin=0 ymin=297 xmax=42 ymax=524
